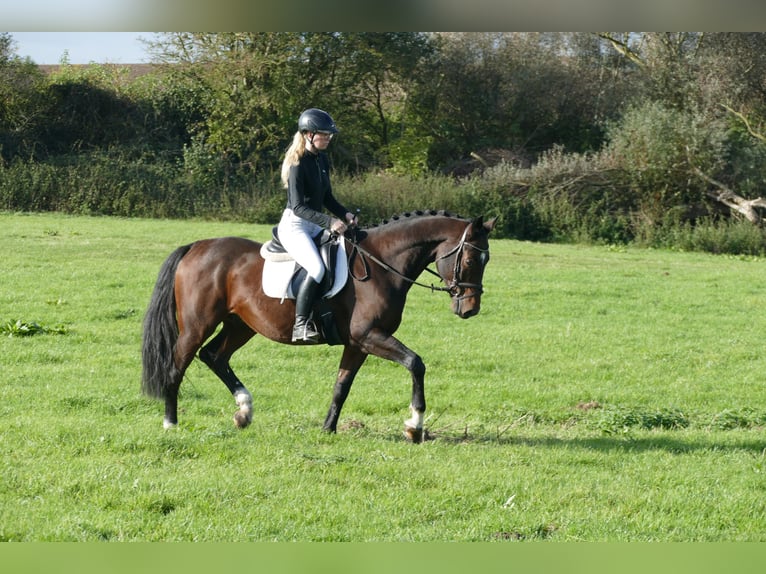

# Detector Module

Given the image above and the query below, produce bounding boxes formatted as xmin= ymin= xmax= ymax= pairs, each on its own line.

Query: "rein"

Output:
xmin=343 ymin=223 xmax=488 ymax=299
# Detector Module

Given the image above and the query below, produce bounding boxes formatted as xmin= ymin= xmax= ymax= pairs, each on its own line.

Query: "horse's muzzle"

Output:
xmin=453 ymin=293 xmax=481 ymax=318
xmin=457 ymin=306 xmax=479 ymax=319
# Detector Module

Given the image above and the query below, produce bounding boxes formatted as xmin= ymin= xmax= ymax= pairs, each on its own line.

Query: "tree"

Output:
xmin=0 ymin=33 xmax=47 ymax=161
xmin=598 ymin=32 xmax=766 ymax=227
xmin=408 ymin=33 xmax=640 ymax=172
xmin=319 ymin=32 xmax=434 ymax=172
xmin=0 ymin=32 xmax=13 ymax=63
xmin=144 ymin=32 xmax=434 ymax=177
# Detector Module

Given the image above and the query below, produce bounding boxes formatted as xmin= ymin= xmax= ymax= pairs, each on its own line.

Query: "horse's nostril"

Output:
xmin=459 ymin=307 xmax=479 ymax=319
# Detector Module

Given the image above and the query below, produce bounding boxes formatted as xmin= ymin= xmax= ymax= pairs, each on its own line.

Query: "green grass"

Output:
xmin=1 ymin=212 xmax=765 ymax=541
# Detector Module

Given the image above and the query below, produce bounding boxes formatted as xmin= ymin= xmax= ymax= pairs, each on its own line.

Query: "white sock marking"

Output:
xmin=404 ymin=405 xmax=424 ymax=429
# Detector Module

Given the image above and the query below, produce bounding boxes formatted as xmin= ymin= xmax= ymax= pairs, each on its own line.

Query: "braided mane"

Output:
xmin=363 ymin=209 xmax=464 ymax=229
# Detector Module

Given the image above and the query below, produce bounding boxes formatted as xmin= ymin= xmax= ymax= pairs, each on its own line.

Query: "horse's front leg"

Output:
xmin=359 ymin=328 xmax=427 ymax=443
xmin=324 ymin=345 xmax=368 ymax=433
xmin=403 ymin=370 xmax=426 ymax=443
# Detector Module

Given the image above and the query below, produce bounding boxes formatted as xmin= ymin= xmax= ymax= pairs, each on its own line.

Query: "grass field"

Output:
xmin=1 ymin=212 xmax=765 ymax=542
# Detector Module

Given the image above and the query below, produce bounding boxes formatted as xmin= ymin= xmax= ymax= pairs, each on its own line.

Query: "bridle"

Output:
xmin=435 ymin=224 xmax=489 ymax=301
xmin=344 ymin=223 xmax=489 ymax=301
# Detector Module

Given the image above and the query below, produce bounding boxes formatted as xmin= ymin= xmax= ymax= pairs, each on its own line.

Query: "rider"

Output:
xmin=278 ymin=108 xmax=358 ymax=343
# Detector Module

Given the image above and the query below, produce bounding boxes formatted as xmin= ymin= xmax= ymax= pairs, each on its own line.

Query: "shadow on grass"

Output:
xmin=420 ymin=429 xmax=766 ymax=455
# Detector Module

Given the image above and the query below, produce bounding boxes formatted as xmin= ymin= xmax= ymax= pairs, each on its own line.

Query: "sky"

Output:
xmin=10 ymin=32 xmax=158 ymax=65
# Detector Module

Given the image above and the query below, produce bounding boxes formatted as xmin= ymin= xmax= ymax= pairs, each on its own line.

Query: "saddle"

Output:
xmin=260 ymin=228 xmax=348 ymax=345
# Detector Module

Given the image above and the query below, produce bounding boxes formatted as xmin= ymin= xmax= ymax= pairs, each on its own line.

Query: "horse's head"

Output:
xmin=436 ymin=215 xmax=497 ymax=318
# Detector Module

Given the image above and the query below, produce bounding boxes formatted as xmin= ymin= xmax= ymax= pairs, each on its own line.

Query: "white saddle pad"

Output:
xmin=260 ymin=238 xmax=348 ymax=300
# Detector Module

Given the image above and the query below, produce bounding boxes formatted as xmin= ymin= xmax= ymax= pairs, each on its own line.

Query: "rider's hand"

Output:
xmin=330 ymin=218 xmax=347 ymax=234
xmin=345 ymin=212 xmax=358 ymax=227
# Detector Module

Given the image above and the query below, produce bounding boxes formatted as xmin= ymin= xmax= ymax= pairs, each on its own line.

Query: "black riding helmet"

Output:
xmin=298 ymin=108 xmax=338 ymax=135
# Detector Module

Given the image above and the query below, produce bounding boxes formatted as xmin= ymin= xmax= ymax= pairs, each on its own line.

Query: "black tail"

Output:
xmin=141 ymin=243 xmax=194 ymax=400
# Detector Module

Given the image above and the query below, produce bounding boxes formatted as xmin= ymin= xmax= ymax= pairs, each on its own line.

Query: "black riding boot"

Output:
xmin=293 ymin=273 xmax=321 ymax=343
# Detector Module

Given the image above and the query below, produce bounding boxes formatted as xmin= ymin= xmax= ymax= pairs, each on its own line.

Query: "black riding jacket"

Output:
xmin=286 ymin=151 xmax=348 ymax=229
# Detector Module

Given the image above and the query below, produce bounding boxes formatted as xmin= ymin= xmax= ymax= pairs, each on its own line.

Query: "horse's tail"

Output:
xmin=141 ymin=243 xmax=194 ymax=400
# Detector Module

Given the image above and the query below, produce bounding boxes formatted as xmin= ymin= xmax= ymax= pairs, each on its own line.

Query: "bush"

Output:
xmin=593 ymin=406 xmax=690 ymax=434
xmin=2 ymin=139 xmax=765 ymax=255
xmin=332 ymin=169 xmax=543 ymax=240
xmin=644 ymin=218 xmax=766 ymax=256
xmin=605 ymin=101 xmax=728 ymax=225
xmin=0 ymin=152 xmax=188 ymax=217
xmin=333 ymin=172 xmax=466 ymax=223
xmin=457 ymin=163 xmax=550 ymax=241
xmin=517 ymin=145 xmax=636 ymax=244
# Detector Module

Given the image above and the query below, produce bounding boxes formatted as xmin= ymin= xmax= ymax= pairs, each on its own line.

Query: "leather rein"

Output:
xmin=342 ymin=223 xmax=489 ymax=300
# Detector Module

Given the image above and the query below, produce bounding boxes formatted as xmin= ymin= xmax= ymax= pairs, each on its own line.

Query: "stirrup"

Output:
xmin=292 ymin=320 xmax=320 ymax=343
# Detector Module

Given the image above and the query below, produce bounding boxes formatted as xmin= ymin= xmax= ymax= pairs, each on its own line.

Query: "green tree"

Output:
xmin=145 ymin=32 xmax=434 ymax=177
xmin=408 ymin=32 xmax=641 ymax=172
xmin=597 ymin=33 xmax=766 ymax=226
xmin=325 ymin=32 xmax=434 ymax=172
xmin=0 ymin=33 xmax=47 ymax=162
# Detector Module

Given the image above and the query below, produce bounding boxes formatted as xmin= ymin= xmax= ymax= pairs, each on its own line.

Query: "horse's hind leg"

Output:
xmin=165 ymin=329 xmax=207 ymax=429
xmin=163 ymin=379 xmax=182 ymax=429
xmin=199 ymin=315 xmax=256 ymax=428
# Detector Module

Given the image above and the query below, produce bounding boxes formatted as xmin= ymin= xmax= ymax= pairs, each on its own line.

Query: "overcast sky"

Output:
xmin=11 ymin=32 xmax=158 ymax=65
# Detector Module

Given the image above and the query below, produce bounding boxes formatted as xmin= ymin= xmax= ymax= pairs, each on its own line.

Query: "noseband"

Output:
xmin=346 ymin=223 xmax=489 ymax=300
xmin=435 ymin=225 xmax=489 ymax=301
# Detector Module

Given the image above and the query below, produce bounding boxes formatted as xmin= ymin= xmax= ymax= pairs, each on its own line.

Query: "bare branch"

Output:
xmin=598 ymin=33 xmax=645 ymax=67
xmin=720 ymin=103 xmax=766 ymax=143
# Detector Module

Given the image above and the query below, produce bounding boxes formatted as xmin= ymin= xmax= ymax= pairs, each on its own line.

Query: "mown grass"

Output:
xmin=1 ymin=212 xmax=765 ymax=541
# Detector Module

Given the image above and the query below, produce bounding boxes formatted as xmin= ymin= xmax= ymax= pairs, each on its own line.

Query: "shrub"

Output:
xmin=333 ymin=172 xmax=467 ymax=223
xmin=458 ymin=162 xmax=550 ymax=241
xmin=641 ymin=218 xmax=766 ymax=255
xmin=518 ymin=145 xmax=636 ymax=243
xmin=605 ymin=101 xmax=728 ymax=225
xmin=710 ymin=408 xmax=766 ymax=430
xmin=1 ymin=319 xmax=68 ymax=337
xmin=593 ymin=406 xmax=690 ymax=434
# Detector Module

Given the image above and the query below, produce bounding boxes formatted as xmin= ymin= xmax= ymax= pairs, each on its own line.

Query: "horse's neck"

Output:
xmin=372 ymin=218 xmax=458 ymax=278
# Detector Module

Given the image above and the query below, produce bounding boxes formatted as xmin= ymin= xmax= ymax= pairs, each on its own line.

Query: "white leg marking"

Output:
xmin=163 ymin=418 xmax=177 ymax=430
xmin=404 ymin=405 xmax=424 ymax=430
xmin=234 ymin=390 xmax=253 ymax=424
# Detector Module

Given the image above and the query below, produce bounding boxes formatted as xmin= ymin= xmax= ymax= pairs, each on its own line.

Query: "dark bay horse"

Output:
xmin=141 ymin=211 xmax=497 ymax=442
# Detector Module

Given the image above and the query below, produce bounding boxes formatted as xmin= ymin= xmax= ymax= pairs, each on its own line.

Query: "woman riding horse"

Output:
xmin=142 ymin=210 xmax=496 ymax=442
xmin=278 ymin=108 xmax=358 ymax=343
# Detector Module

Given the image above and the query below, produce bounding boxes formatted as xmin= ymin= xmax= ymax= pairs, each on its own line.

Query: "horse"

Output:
xmin=141 ymin=210 xmax=497 ymax=442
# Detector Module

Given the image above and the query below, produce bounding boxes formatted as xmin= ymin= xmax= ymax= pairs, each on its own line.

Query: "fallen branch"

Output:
xmin=686 ymin=145 xmax=766 ymax=225
xmin=690 ymin=164 xmax=766 ymax=225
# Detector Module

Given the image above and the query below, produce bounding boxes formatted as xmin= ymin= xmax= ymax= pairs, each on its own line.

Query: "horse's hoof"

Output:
xmin=233 ymin=411 xmax=252 ymax=429
xmin=404 ymin=425 xmax=424 ymax=443
xmin=233 ymin=391 xmax=253 ymax=429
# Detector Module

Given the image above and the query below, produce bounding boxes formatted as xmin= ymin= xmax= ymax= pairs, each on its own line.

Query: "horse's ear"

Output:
xmin=470 ymin=215 xmax=497 ymax=235
xmin=483 ymin=216 xmax=498 ymax=233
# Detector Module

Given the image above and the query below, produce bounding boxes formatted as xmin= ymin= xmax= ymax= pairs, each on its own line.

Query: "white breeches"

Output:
xmin=277 ymin=208 xmax=326 ymax=283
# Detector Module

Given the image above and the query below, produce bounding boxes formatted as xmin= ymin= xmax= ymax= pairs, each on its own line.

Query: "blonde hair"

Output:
xmin=280 ymin=131 xmax=307 ymax=188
